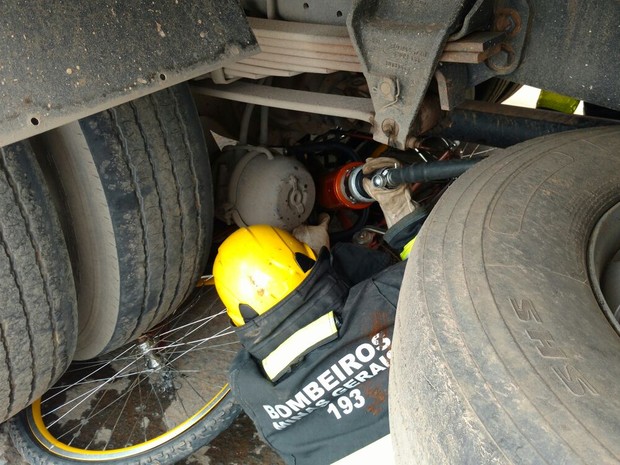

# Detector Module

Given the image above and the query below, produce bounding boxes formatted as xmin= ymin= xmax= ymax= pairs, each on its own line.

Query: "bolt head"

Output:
xmin=379 ymin=80 xmax=393 ymax=97
xmin=381 ymin=118 xmax=398 ymax=137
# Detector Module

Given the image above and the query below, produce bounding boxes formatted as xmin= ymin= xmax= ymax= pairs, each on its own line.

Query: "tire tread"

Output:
xmin=0 ymin=142 xmax=77 ymax=422
xmin=54 ymin=84 xmax=213 ymax=356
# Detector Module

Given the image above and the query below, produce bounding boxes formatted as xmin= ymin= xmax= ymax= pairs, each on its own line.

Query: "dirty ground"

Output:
xmin=0 ymin=284 xmax=285 ymax=465
xmin=0 ymin=414 xmax=285 ymax=465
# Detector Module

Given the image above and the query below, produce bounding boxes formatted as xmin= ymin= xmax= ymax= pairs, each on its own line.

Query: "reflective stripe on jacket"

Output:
xmin=229 ymin=244 xmax=404 ymax=465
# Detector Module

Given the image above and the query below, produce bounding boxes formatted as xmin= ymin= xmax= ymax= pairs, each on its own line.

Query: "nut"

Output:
xmin=381 ymin=118 xmax=398 ymax=138
xmin=495 ymin=8 xmax=521 ymax=37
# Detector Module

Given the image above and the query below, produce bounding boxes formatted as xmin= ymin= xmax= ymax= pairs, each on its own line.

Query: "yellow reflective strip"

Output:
xmin=262 ymin=311 xmax=337 ymax=381
xmin=400 ymin=237 xmax=416 ymax=260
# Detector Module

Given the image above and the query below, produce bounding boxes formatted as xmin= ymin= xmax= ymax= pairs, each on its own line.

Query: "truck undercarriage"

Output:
xmin=0 ymin=1 xmax=618 ymax=464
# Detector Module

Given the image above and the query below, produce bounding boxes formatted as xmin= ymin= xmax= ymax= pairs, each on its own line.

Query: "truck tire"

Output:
xmin=0 ymin=141 xmax=77 ymax=422
xmin=40 ymin=84 xmax=213 ymax=360
xmin=391 ymin=127 xmax=620 ymax=465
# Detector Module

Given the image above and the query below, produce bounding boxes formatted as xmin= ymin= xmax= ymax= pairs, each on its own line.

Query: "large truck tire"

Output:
xmin=391 ymin=127 xmax=620 ymax=464
xmin=40 ymin=84 xmax=213 ymax=360
xmin=0 ymin=141 xmax=77 ymax=422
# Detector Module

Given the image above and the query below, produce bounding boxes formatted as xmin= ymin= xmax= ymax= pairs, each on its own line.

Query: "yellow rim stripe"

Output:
xmin=28 ymin=384 xmax=230 ymax=460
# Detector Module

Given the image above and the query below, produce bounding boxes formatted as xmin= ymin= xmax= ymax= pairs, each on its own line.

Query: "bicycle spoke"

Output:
xmin=35 ymin=288 xmax=240 ymax=452
xmin=154 ymin=310 xmax=226 ymax=340
xmin=43 ymin=344 xmax=138 ymax=404
xmin=107 ymin=381 xmax=135 ymax=450
xmin=45 ymin=354 xmax=143 ymax=426
xmin=56 ymin=376 xmax=140 ymax=443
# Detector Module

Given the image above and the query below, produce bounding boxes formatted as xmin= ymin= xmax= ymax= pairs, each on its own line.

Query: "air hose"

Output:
xmin=370 ymin=158 xmax=482 ymax=190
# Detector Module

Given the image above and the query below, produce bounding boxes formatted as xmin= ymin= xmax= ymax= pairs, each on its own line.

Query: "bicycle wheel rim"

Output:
xmin=21 ymin=286 xmax=239 ymax=461
xmin=25 ymin=386 xmax=229 ymax=461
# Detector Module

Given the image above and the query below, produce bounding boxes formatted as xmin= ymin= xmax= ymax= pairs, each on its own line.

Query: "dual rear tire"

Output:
xmin=0 ymin=140 xmax=77 ymax=424
xmin=6 ymin=85 xmax=240 ymax=463
xmin=40 ymin=83 xmax=213 ymax=360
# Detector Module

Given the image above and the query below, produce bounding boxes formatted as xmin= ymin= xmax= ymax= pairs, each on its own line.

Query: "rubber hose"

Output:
xmin=330 ymin=207 xmax=370 ymax=243
xmin=382 ymin=158 xmax=481 ymax=187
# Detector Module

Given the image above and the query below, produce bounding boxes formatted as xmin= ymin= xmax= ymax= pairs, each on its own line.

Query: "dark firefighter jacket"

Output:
xmin=229 ymin=244 xmax=405 ymax=465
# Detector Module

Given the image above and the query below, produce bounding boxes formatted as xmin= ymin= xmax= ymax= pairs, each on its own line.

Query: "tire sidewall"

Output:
xmin=391 ymin=127 xmax=620 ymax=465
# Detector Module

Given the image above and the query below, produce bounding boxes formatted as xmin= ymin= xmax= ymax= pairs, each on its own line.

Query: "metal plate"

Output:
xmin=347 ymin=0 xmax=472 ymax=149
xmin=507 ymin=0 xmax=620 ymax=111
xmin=242 ymin=0 xmax=353 ymax=25
xmin=0 ymin=0 xmax=258 ymax=147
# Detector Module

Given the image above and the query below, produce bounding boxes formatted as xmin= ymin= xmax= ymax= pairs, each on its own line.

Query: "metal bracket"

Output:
xmin=436 ymin=0 xmax=530 ymax=110
xmin=485 ymin=0 xmax=530 ymax=75
xmin=435 ymin=63 xmax=472 ymax=111
xmin=348 ymin=0 xmax=530 ymax=147
xmin=347 ymin=0 xmax=472 ymax=149
xmin=451 ymin=0 xmax=494 ymax=40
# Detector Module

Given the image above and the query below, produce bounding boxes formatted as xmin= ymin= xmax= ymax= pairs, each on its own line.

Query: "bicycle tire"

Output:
xmin=8 ymin=287 xmax=241 ymax=464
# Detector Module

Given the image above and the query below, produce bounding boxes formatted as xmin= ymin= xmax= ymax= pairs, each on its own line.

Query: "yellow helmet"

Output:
xmin=213 ymin=225 xmax=317 ymax=326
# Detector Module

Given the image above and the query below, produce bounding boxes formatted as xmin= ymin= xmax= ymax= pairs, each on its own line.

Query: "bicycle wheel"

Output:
xmin=9 ymin=286 xmax=241 ymax=465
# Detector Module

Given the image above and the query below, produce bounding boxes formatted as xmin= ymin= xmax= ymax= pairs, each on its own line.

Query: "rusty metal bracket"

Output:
xmin=436 ymin=0 xmax=530 ymax=111
xmin=347 ymin=0 xmax=473 ymax=149
xmin=446 ymin=0 xmax=529 ymax=83
xmin=485 ymin=0 xmax=530 ymax=75
xmin=347 ymin=0 xmax=531 ymax=147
